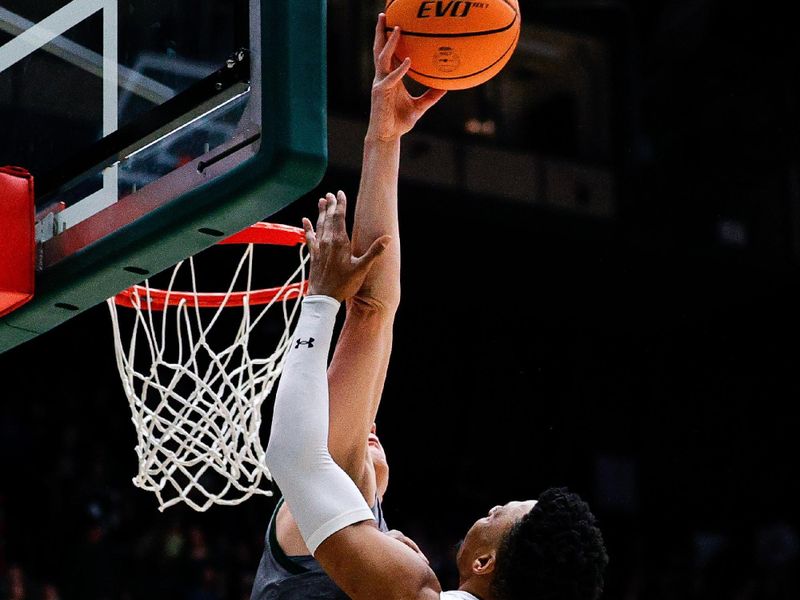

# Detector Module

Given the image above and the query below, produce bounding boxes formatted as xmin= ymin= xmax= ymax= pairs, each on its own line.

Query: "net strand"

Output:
xmin=107 ymin=241 xmax=308 ymax=511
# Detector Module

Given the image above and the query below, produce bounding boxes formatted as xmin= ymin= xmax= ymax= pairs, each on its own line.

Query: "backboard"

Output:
xmin=0 ymin=0 xmax=327 ymax=353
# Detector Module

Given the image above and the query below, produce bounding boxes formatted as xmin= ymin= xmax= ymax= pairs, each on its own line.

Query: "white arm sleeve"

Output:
xmin=264 ymin=295 xmax=376 ymax=554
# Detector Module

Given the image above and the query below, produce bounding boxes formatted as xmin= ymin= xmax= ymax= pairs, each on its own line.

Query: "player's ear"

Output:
xmin=472 ymin=550 xmax=497 ymax=576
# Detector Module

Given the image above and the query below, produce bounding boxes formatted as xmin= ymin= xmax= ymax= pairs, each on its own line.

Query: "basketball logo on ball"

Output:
xmin=434 ymin=47 xmax=461 ymax=73
xmin=386 ymin=0 xmax=521 ymax=90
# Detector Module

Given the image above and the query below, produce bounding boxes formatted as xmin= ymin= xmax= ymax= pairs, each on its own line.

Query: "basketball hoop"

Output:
xmin=107 ymin=222 xmax=308 ymax=511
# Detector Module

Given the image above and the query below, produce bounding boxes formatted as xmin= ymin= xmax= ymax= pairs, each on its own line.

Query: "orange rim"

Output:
xmin=114 ymin=222 xmax=307 ymax=310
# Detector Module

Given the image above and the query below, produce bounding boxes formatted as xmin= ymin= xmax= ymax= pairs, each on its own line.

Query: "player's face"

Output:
xmin=456 ymin=500 xmax=537 ymax=580
xmin=368 ymin=423 xmax=389 ymax=499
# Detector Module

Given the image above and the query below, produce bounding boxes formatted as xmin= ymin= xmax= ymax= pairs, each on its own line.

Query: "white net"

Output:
xmin=107 ymin=238 xmax=308 ymax=511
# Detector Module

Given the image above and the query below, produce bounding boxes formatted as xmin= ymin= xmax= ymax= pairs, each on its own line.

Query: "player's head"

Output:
xmin=368 ymin=423 xmax=390 ymax=499
xmin=456 ymin=487 xmax=608 ymax=600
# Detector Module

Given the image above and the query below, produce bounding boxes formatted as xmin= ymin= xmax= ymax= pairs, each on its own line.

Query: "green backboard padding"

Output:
xmin=0 ymin=0 xmax=327 ymax=354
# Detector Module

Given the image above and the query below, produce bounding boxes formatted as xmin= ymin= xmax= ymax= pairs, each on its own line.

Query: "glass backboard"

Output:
xmin=0 ymin=0 xmax=327 ymax=353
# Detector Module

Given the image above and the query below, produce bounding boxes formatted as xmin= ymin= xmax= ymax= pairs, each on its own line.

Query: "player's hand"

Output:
xmin=367 ymin=13 xmax=447 ymax=142
xmin=302 ymin=191 xmax=391 ymax=301
xmin=385 ymin=529 xmax=430 ymax=564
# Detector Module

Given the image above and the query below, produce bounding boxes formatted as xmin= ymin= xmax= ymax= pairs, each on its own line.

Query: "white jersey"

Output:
xmin=441 ymin=592 xmax=480 ymax=600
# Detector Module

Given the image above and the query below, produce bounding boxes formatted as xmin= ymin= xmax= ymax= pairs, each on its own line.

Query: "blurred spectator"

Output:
xmin=4 ymin=565 xmax=26 ymax=600
xmin=0 ymin=495 xmax=6 ymax=574
xmin=186 ymin=566 xmax=222 ymax=600
xmin=41 ymin=584 xmax=60 ymax=600
xmin=163 ymin=523 xmax=185 ymax=561
xmin=188 ymin=527 xmax=209 ymax=563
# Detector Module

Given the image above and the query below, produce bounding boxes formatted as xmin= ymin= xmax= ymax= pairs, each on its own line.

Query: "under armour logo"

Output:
xmin=295 ymin=338 xmax=315 ymax=349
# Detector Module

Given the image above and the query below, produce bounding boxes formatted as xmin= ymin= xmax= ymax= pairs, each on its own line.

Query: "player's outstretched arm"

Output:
xmin=265 ymin=196 xmax=441 ymax=600
xmin=274 ymin=14 xmax=446 ymax=559
xmin=326 ymin=13 xmax=445 ymax=486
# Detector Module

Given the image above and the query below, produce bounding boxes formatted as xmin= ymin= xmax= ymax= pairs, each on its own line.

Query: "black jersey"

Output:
xmin=250 ymin=496 xmax=388 ymax=600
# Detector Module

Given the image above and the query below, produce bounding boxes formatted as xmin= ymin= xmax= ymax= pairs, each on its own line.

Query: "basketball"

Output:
xmin=385 ymin=0 xmax=521 ymax=90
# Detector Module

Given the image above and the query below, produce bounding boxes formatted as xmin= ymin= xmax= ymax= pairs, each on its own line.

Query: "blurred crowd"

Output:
xmin=1 ymin=377 xmax=798 ymax=600
xmin=2 ymin=494 xmax=799 ymax=599
xmin=0 ymin=379 xmax=269 ymax=600
xmin=3 ymin=282 xmax=800 ymax=600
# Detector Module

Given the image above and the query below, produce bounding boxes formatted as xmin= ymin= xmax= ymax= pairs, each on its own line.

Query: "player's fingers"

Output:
xmin=355 ymin=235 xmax=392 ymax=271
xmin=373 ymin=13 xmax=387 ymax=63
xmin=401 ymin=535 xmax=423 ymax=555
xmin=413 ymin=88 xmax=447 ymax=115
xmin=323 ymin=193 xmax=339 ymax=238
xmin=387 ymin=530 xmax=429 ymax=563
xmin=378 ymin=26 xmax=402 ymax=74
xmin=301 ymin=217 xmax=319 ymax=256
xmin=332 ymin=190 xmax=348 ymax=236
xmin=302 ymin=217 xmax=314 ymax=239
xmin=412 ymin=543 xmax=429 ymax=563
xmin=336 ymin=190 xmax=348 ymax=215
xmin=379 ymin=57 xmax=411 ymax=88
xmin=325 ymin=193 xmax=337 ymax=212
xmin=315 ymin=197 xmax=328 ymax=240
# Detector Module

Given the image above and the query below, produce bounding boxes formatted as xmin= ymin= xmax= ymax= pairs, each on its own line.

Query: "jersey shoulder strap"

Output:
xmin=268 ymin=497 xmax=310 ymax=575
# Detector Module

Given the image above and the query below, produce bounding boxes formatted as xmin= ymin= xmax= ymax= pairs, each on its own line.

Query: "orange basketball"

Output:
xmin=385 ymin=0 xmax=521 ymax=90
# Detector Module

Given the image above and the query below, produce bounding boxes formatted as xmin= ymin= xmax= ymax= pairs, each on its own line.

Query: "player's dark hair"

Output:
xmin=491 ymin=487 xmax=608 ymax=600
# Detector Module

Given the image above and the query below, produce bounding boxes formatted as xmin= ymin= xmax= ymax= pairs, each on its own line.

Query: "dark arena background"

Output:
xmin=2 ymin=1 xmax=800 ymax=599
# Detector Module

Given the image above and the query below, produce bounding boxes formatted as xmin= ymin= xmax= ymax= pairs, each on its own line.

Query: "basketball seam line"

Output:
xmin=501 ymin=0 xmax=518 ymax=13
xmin=386 ymin=0 xmax=519 ymax=16
xmin=409 ymin=28 xmax=519 ymax=80
xmin=385 ymin=0 xmax=519 ymax=38
xmin=384 ymin=12 xmax=518 ymax=38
